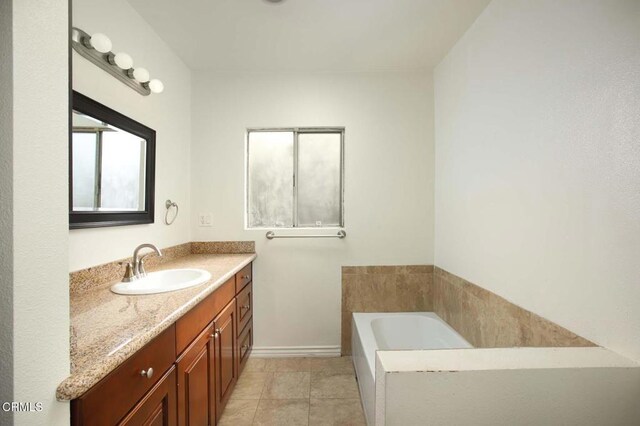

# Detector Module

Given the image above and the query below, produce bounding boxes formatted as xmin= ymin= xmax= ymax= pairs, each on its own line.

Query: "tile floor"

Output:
xmin=219 ymin=356 xmax=366 ymax=426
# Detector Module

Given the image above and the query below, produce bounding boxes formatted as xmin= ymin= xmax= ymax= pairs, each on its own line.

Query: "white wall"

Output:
xmin=1 ymin=0 xmax=70 ymax=424
xmin=192 ymin=71 xmax=434 ymax=352
xmin=0 ymin=0 xmax=14 ymax=419
xmin=70 ymin=0 xmax=192 ymax=271
xmin=434 ymin=0 xmax=640 ymax=361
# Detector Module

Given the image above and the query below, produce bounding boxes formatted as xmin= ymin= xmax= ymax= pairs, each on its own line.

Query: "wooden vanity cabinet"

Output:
xmin=118 ymin=366 xmax=177 ymax=426
xmin=235 ymin=263 xmax=252 ymax=293
xmin=175 ymin=278 xmax=235 ymax=355
xmin=71 ymin=262 xmax=254 ymax=426
xmin=236 ymin=282 xmax=252 ymax=336
xmin=176 ymin=323 xmax=216 ymax=426
xmin=235 ymin=267 xmax=253 ymax=375
xmin=213 ymin=299 xmax=238 ymax=421
xmin=71 ymin=325 xmax=177 ymax=426
xmin=237 ymin=322 xmax=253 ymax=374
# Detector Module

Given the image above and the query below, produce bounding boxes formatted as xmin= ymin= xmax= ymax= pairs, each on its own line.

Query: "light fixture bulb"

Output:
xmin=148 ymin=79 xmax=164 ymax=94
xmin=89 ymin=33 xmax=112 ymax=53
xmin=132 ymin=67 xmax=150 ymax=83
xmin=113 ymin=52 xmax=133 ymax=70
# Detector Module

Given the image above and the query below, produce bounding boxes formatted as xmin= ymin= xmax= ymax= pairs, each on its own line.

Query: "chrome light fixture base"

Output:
xmin=71 ymin=27 xmax=151 ymax=96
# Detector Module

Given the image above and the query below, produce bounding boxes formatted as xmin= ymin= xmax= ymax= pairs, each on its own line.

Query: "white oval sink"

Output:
xmin=111 ymin=268 xmax=212 ymax=295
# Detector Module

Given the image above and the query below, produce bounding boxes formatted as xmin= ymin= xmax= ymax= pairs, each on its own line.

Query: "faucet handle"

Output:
xmin=119 ymin=262 xmax=136 ymax=282
xmin=138 ymin=259 xmax=147 ymax=278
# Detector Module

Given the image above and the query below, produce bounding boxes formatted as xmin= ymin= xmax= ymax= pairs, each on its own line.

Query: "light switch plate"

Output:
xmin=198 ymin=213 xmax=212 ymax=227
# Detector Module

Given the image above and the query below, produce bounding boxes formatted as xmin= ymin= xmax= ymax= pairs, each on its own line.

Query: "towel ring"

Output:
xmin=164 ymin=200 xmax=179 ymax=225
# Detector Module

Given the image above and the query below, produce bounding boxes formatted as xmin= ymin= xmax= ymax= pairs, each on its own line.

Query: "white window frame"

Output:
xmin=245 ymin=127 xmax=345 ymax=229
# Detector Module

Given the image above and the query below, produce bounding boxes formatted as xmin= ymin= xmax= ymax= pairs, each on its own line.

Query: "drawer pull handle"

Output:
xmin=241 ymin=304 xmax=250 ymax=311
xmin=140 ymin=368 xmax=154 ymax=379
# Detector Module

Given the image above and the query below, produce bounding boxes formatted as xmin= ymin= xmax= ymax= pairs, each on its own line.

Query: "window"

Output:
xmin=247 ymin=128 xmax=344 ymax=228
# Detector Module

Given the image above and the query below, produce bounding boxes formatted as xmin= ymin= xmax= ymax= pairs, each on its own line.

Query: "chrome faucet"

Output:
xmin=132 ymin=243 xmax=163 ymax=278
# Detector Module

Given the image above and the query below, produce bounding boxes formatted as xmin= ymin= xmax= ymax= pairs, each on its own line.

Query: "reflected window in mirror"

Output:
xmin=70 ymin=91 xmax=155 ymax=228
xmin=72 ymin=112 xmax=147 ymax=211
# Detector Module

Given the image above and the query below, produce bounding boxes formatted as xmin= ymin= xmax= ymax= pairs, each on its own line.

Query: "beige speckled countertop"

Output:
xmin=56 ymin=253 xmax=256 ymax=401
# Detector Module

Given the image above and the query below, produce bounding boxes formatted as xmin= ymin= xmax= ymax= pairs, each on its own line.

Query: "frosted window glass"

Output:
xmin=101 ymin=130 xmax=146 ymax=211
xmin=72 ymin=133 xmax=98 ymax=209
xmin=248 ymin=131 xmax=294 ymax=227
xmin=297 ymin=133 xmax=342 ymax=226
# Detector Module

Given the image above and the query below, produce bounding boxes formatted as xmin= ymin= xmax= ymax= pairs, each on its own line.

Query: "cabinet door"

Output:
xmin=176 ymin=323 xmax=216 ymax=426
xmin=118 ymin=366 xmax=177 ymax=426
xmin=213 ymin=298 xmax=238 ymax=420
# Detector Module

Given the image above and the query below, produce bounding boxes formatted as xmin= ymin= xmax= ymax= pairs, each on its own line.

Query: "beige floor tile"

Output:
xmin=262 ymin=372 xmax=311 ymax=399
xmin=227 ymin=358 xmax=365 ymax=426
xmin=309 ymin=399 xmax=366 ymax=426
xmin=309 ymin=357 xmax=354 ymax=374
xmin=265 ymin=357 xmax=311 ymax=372
xmin=218 ymin=399 xmax=259 ymax=426
xmin=244 ymin=357 xmax=268 ymax=372
xmin=230 ymin=372 xmax=273 ymax=400
xmin=310 ymin=371 xmax=360 ymax=399
xmin=253 ymin=399 xmax=310 ymax=426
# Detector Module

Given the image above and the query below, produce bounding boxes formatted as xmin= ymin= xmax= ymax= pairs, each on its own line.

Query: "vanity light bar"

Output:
xmin=71 ymin=27 xmax=164 ymax=96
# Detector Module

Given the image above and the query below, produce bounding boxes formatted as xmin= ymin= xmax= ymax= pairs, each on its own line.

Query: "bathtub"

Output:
xmin=352 ymin=312 xmax=472 ymax=425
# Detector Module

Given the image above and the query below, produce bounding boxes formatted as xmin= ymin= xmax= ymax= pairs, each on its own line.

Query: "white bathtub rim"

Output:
xmin=352 ymin=312 xmax=472 ymax=377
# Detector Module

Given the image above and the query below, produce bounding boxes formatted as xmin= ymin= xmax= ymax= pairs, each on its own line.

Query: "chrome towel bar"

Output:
xmin=266 ymin=230 xmax=346 ymax=240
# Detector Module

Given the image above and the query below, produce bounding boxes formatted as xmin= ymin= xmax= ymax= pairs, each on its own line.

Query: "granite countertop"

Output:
xmin=56 ymin=253 xmax=256 ymax=401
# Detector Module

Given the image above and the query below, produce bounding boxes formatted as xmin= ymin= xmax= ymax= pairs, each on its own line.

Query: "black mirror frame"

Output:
xmin=69 ymin=91 xmax=156 ymax=229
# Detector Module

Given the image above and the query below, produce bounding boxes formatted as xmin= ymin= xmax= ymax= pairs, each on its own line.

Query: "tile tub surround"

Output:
xmin=432 ymin=267 xmax=595 ymax=348
xmin=341 ymin=265 xmax=594 ymax=356
xmin=218 ymin=356 xmax=365 ymax=426
xmin=69 ymin=241 xmax=255 ymax=295
xmin=341 ymin=265 xmax=434 ymax=355
xmin=57 ymin=252 xmax=256 ymax=400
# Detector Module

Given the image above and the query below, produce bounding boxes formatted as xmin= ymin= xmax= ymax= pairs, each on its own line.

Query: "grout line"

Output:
xmin=250 ymin=371 xmax=268 ymax=425
xmin=249 ymin=398 xmax=259 ymax=425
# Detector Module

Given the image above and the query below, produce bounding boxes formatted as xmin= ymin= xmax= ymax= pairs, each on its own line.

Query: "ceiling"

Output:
xmin=127 ymin=0 xmax=490 ymax=72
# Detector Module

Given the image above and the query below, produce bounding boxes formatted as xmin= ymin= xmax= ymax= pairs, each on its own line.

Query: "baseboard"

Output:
xmin=250 ymin=345 xmax=341 ymax=358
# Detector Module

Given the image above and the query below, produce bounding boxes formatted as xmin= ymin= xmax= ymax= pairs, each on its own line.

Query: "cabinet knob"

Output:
xmin=140 ymin=368 xmax=154 ymax=379
xmin=241 ymin=304 xmax=250 ymax=310
xmin=242 ymin=275 xmax=250 ymax=280
xmin=210 ymin=331 xmax=219 ymax=339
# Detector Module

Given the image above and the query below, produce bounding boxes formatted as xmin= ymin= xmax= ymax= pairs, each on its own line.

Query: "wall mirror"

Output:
xmin=70 ymin=91 xmax=155 ymax=228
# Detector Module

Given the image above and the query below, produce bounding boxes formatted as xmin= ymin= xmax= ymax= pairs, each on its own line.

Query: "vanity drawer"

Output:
xmin=72 ymin=325 xmax=176 ymax=426
xmin=238 ymin=321 xmax=253 ymax=374
xmin=176 ymin=277 xmax=235 ymax=354
xmin=235 ymin=263 xmax=252 ymax=293
xmin=236 ymin=282 xmax=252 ymax=335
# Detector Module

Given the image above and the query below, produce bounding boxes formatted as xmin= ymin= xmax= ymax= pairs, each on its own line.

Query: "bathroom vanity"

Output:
xmin=57 ymin=253 xmax=255 ymax=426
